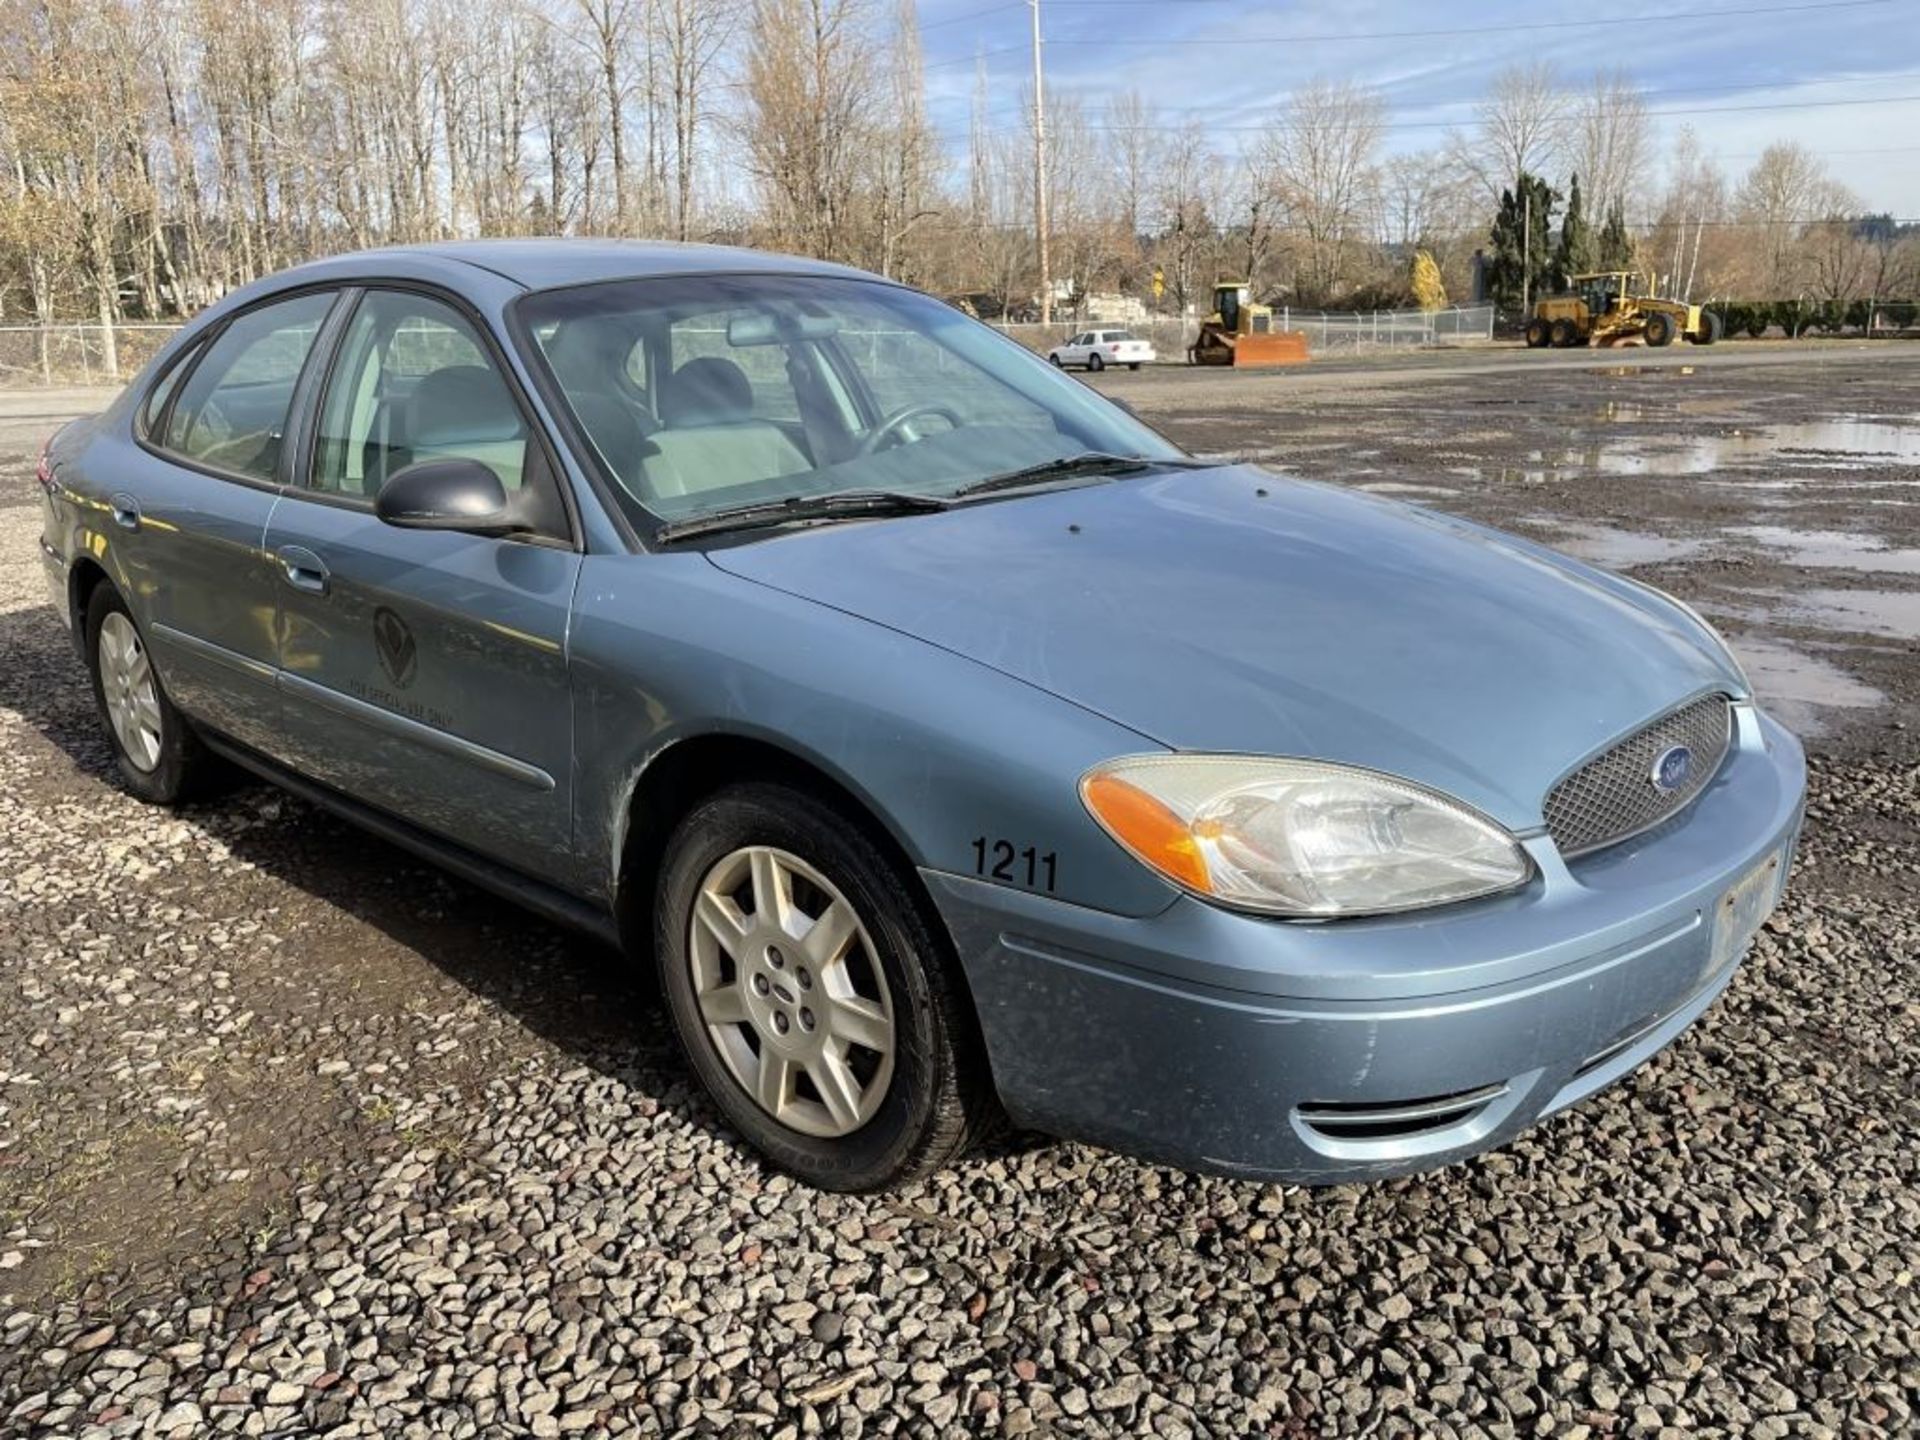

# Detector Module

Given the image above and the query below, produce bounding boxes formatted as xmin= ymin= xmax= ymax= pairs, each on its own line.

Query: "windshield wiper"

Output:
xmin=951 ymin=452 xmax=1207 ymax=499
xmin=654 ymin=489 xmax=953 ymax=544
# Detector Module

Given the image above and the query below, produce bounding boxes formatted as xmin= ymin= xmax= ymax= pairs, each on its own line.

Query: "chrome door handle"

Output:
xmin=276 ymin=544 xmax=330 ymax=596
xmin=108 ymin=492 xmax=141 ymax=531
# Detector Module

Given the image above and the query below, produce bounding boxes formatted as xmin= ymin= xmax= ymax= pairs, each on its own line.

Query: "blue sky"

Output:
xmin=913 ymin=0 xmax=1920 ymax=215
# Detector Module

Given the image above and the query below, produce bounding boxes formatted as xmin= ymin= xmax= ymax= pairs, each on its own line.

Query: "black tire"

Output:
xmin=1047 ymin=353 xmax=1063 ymax=367
xmin=1692 ymin=310 xmax=1723 ymax=346
xmin=83 ymin=583 xmax=216 ymax=804
xmin=1087 ymin=353 xmax=1105 ymax=372
xmin=654 ymin=782 xmax=993 ymax=1191
xmin=1644 ymin=311 xmax=1675 ymax=347
xmin=1129 ymin=363 xmax=1142 ymax=372
xmin=1548 ymin=318 xmax=1578 ymax=348
xmin=1524 ymin=318 xmax=1550 ymax=348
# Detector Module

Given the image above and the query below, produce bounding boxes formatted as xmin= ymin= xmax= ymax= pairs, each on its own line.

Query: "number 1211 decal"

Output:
xmin=970 ymin=836 xmax=1058 ymax=892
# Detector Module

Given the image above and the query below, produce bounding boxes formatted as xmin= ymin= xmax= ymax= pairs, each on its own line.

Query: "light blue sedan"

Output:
xmin=36 ymin=242 xmax=1806 ymax=1190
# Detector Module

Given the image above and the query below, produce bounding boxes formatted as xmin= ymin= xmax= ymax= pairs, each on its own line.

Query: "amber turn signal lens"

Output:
xmin=1080 ymin=771 xmax=1214 ymax=893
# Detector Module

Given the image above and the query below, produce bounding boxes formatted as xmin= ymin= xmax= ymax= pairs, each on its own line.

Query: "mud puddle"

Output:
xmin=1727 ymin=526 xmax=1920 ymax=575
xmin=1526 ymin=519 xmax=1708 ymax=568
xmin=1724 ymin=634 xmax=1887 ymax=736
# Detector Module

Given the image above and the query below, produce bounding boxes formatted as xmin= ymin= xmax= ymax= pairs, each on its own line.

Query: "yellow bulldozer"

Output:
xmin=1526 ymin=271 xmax=1723 ymax=349
xmin=1189 ymin=282 xmax=1309 ymax=367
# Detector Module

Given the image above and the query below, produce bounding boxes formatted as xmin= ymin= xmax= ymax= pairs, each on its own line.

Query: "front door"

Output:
xmin=264 ymin=288 xmax=581 ymax=879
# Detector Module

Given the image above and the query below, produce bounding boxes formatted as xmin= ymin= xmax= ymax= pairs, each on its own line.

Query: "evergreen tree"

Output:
xmin=1487 ymin=172 xmax=1559 ymax=312
xmin=1553 ymin=173 xmax=1593 ymax=290
xmin=1597 ymin=200 xmax=1633 ymax=270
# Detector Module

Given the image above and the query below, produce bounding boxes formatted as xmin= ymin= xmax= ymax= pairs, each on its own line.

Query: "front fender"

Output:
xmin=569 ymin=552 xmax=1181 ymax=918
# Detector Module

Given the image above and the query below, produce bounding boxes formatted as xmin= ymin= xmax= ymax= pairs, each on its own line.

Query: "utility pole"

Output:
xmin=1031 ymin=0 xmax=1051 ymax=326
xmin=1519 ymin=169 xmax=1531 ymax=318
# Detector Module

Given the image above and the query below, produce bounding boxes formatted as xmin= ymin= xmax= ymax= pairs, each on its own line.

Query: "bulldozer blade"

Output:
xmin=1227 ymin=332 xmax=1310 ymax=367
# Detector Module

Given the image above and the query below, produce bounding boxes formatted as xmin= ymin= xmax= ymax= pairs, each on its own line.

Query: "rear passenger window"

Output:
xmin=139 ymin=339 xmax=204 ymax=438
xmin=311 ymin=291 xmax=529 ymax=498
xmin=160 ymin=292 xmax=334 ymax=481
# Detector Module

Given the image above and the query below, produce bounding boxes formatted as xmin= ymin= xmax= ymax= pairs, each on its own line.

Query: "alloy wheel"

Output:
xmin=98 ymin=612 xmax=163 ymax=773
xmin=687 ymin=845 xmax=896 ymax=1138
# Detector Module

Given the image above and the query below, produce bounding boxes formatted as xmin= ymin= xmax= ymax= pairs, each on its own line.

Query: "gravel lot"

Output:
xmin=3 ymin=351 xmax=1917 ymax=1438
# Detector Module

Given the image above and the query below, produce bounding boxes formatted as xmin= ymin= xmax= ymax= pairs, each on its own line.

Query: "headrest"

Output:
xmin=408 ymin=365 xmax=522 ymax=444
xmin=662 ymin=357 xmax=753 ymax=427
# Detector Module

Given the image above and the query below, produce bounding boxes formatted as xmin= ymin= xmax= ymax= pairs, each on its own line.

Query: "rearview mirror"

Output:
xmin=375 ymin=458 xmax=523 ymax=536
xmin=726 ymin=312 xmax=843 ymax=346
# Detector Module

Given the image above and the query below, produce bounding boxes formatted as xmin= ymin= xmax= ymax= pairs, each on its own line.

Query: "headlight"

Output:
xmin=1080 ymin=756 xmax=1532 ymax=917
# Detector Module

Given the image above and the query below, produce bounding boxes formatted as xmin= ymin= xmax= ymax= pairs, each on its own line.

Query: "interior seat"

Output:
xmin=406 ymin=364 xmax=527 ymax=489
xmin=642 ymin=356 xmax=810 ymax=499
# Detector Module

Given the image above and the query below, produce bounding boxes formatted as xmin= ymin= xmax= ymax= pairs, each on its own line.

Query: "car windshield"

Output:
xmin=517 ymin=274 xmax=1184 ymax=529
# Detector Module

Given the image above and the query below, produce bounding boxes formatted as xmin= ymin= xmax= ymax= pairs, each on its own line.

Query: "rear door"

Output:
xmin=263 ymin=286 xmax=581 ymax=879
xmin=125 ymin=288 xmax=343 ymax=754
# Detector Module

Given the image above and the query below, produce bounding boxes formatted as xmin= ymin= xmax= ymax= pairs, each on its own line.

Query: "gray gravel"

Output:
xmin=3 ymin=367 xmax=1918 ymax=1438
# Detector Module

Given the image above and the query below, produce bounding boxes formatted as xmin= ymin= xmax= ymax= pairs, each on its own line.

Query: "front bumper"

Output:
xmin=927 ymin=705 xmax=1806 ymax=1183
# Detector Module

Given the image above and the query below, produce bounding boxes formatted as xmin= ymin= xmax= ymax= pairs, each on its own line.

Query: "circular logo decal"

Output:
xmin=373 ymin=607 xmax=418 ymax=689
xmin=1651 ymin=745 xmax=1694 ymax=794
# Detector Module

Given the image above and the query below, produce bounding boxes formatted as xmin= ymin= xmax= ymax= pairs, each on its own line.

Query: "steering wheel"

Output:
xmin=856 ymin=402 xmax=963 ymax=456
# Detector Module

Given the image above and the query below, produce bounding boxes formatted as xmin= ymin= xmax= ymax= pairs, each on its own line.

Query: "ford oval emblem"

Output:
xmin=1651 ymin=745 xmax=1694 ymax=794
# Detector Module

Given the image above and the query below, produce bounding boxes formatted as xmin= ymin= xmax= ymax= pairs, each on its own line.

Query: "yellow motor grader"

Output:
xmin=1525 ymin=272 xmax=1723 ymax=349
xmin=1189 ymin=282 xmax=1309 ymax=367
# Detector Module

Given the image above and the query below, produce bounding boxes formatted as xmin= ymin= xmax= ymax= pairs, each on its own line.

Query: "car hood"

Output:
xmin=704 ymin=466 xmax=1742 ymax=829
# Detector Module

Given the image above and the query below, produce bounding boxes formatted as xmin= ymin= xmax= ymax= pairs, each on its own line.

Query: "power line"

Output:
xmin=924 ymin=0 xmax=1893 ymax=67
xmin=974 ymin=66 xmax=1920 ymax=117
xmin=951 ymin=90 xmax=1920 ymax=137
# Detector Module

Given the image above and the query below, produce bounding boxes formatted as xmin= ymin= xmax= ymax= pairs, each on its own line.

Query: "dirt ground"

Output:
xmin=1 ymin=347 xmax=1915 ymax=1437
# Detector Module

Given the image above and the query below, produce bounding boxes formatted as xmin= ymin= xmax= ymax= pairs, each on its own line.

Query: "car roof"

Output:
xmin=277 ymin=239 xmax=884 ymax=293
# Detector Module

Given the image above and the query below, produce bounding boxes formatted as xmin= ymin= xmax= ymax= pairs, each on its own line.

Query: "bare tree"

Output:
xmin=1156 ymin=119 xmax=1219 ymax=316
xmin=741 ymin=0 xmax=877 ymax=261
xmin=1449 ymin=62 xmax=1568 ymax=202
xmin=1737 ymin=141 xmax=1832 ymax=293
xmin=658 ymin=0 xmax=741 ymax=239
xmin=1570 ymin=69 xmax=1648 ymax=223
xmin=1258 ymin=78 xmax=1384 ymax=304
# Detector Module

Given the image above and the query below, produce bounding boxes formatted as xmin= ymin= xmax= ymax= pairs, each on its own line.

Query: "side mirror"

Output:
xmin=375 ymin=458 xmax=522 ymax=535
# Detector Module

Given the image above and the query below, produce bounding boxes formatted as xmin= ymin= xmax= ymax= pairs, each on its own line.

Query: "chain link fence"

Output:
xmin=992 ymin=306 xmax=1494 ymax=360
xmin=0 ymin=323 xmax=183 ymax=386
xmin=1 ymin=305 xmax=1496 ymax=387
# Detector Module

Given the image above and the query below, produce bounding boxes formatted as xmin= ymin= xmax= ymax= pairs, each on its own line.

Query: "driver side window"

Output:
xmin=311 ymin=291 xmax=529 ymax=499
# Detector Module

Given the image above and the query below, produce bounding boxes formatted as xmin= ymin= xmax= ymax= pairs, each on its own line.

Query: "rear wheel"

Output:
xmin=1692 ymin=310 xmax=1723 ymax=346
xmin=1129 ymin=362 xmax=1142 ymax=372
xmin=1644 ymin=311 xmax=1676 ymax=347
xmin=1524 ymin=318 xmax=1550 ymax=348
xmin=84 ymin=583 xmax=216 ymax=804
xmin=655 ymin=782 xmax=991 ymax=1191
xmin=1548 ymin=318 xmax=1578 ymax=348
xmin=1087 ymin=353 xmax=1105 ymax=372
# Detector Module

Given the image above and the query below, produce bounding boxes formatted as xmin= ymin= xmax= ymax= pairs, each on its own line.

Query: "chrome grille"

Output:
xmin=1544 ymin=695 xmax=1733 ymax=858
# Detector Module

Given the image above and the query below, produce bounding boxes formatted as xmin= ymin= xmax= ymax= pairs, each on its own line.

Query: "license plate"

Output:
xmin=1707 ymin=849 xmax=1786 ymax=979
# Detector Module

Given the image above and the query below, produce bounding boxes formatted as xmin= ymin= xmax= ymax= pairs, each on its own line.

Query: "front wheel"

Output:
xmin=84 ymin=583 xmax=218 ymax=803
xmin=1644 ymin=311 xmax=1676 ymax=347
xmin=655 ymin=783 xmax=992 ymax=1190
xmin=1523 ymin=317 xmax=1550 ymax=348
xmin=1047 ymin=353 xmax=1063 ymax=367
